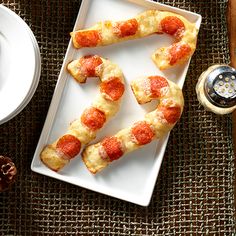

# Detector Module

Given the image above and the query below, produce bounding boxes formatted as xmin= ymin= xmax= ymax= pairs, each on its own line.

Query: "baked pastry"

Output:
xmin=40 ymin=55 xmax=125 ymax=171
xmin=71 ymin=10 xmax=198 ymax=70
xmin=82 ymin=75 xmax=184 ymax=174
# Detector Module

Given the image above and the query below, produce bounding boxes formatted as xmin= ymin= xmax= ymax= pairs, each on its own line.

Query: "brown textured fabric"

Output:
xmin=0 ymin=0 xmax=235 ymax=235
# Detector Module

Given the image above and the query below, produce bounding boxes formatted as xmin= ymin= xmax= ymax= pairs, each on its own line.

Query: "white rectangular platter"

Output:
xmin=31 ymin=0 xmax=202 ymax=206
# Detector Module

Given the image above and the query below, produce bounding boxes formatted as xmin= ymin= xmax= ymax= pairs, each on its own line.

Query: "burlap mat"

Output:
xmin=0 ymin=0 xmax=235 ymax=235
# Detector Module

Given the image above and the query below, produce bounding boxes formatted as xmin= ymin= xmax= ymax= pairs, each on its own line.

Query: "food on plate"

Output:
xmin=71 ymin=10 xmax=198 ymax=70
xmin=82 ymin=75 xmax=184 ymax=174
xmin=40 ymin=55 xmax=125 ymax=171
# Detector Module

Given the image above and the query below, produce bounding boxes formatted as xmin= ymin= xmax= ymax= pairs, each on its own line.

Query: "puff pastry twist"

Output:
xmin=40 ymin=55 xmax=125 ymax=171
xmin=82 ymin=75 xmax=184 ymax=174
xmin=71 ymin=10 xmax=198 ymax=70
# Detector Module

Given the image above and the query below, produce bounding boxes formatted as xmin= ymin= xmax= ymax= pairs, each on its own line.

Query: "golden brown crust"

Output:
xmin=40 ymin=144 xmax=69 ymax=172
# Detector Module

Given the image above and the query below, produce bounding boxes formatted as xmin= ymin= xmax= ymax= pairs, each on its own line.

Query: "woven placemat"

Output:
xmin=0 ymin=0 xmax=235 ymax=235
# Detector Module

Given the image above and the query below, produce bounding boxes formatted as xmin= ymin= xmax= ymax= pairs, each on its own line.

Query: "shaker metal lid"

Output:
xmin=204 ymin=65 xmax=236 ymax=108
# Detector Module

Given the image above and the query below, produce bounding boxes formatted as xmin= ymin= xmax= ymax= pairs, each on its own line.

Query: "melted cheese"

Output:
xmin=130 ymin=78 xmax=151 ymax=104
xmin=67 ymin=60 xmax=86 ymax=83
xmin=68 ymin=121 xmax=96 ymax=145
xmin=82 ymin=144 xmax=109 ymax=174
xmin=92 ymin=95 xmax=120 ymax=119
xmin=115 ymin=128 xmax=139 ymax=152
xmin=101 ymin=60 xmax=123 ymax=81
xmin=137 ymin=10 xmax=160 ymax=36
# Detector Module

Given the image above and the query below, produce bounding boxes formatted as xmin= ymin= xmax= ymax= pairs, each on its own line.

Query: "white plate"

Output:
xmin=0 ymin=5 xmax=41 ymax=124
xmin=31 ymin=0 xmax=201 ymax=206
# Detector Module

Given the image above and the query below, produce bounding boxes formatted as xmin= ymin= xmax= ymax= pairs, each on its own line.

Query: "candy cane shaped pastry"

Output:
xmin=40 ymin=55 xmax=125 ymax=171
xmin=70 ymin=10 xmax=198 ymax=70
xmin=82 ymin=75 xmax=184 ymax=174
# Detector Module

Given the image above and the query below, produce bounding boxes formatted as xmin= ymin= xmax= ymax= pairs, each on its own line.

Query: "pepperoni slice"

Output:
xmin=131 ymin=121 xmax=154 ymax=145
xmin=100 ymin=77 xmax=125 ymax=101
xmin=56 ymin=134 xmax=81 ymax=159
xmin=75 ymin=30 xmax=101 ymax=47
xmin=114 ymin=19 xmax=138 ymax=38
xmin=159 ymin=105 xmax=182 ymax=124
xmin=101 ymin=136 xmax=124 ymax=161
xmin=160 ymin=16 xmax=185 ymax=38
xmin=169 ymin=43 xmax=192 ymax=66
xmin=79 ymin=55 xmax=103 ymax=77
xmin=81 ymin=107 xmax=106 ymax=131
xmin=148 ymin=76 xmax=169 ymax=98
